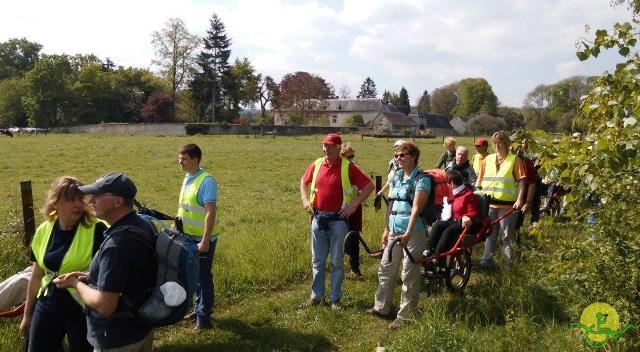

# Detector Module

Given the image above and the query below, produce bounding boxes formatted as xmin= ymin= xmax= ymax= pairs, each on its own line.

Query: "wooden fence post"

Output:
xmin=21 ymin=181 xmax=35 ymax=247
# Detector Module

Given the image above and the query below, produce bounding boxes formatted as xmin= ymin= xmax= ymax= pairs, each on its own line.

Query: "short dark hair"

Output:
xmin=180 ymin=143 xmax=202 ymax=160
xmin=447 ymin=170 xmax=464 ymax=187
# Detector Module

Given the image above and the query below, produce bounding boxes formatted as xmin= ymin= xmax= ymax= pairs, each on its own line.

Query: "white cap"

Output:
xmin=393 ymin=139 xmax=406 ymax=148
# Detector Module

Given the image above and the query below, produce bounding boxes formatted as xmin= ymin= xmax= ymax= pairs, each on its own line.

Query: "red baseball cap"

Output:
xmin=474 ymin=138 xmax=488 ymax=147
xmin=322 ymin=133 xmax=342 ymax=145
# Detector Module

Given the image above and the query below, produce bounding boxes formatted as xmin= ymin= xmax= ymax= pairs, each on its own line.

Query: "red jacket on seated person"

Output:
xmin=427 ymin=171 xmax=480 ymax=255
xmin=451 ymin=186 xmax=480 ymax=221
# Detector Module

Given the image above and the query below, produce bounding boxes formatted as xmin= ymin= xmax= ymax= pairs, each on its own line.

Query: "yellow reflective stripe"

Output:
xmin=480 ymin=153 xmax=518 ymax=202
xmin=179 ymin=204 xmax=205 ymax=214
xmin=178 ymin=171 xmax=221 ymax=236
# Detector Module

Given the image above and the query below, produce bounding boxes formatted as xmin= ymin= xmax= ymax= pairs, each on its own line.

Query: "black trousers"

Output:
xmin=344 ymin=231 xmax=360 ymax=272
xmin=428 ymin=219 xmax=481 ymax=253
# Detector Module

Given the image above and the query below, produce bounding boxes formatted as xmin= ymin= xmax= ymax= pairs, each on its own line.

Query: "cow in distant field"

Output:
xmin=0 ymin=129 xmax=13 ymax=137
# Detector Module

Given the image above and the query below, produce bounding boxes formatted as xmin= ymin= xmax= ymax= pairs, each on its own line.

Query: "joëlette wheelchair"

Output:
xmin=357 ymin=194 xmax=516 ymax=293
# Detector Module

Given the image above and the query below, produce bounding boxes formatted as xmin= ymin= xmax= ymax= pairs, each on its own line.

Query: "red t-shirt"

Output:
xmin=302 ymin=158 xmax=371 ymax=212
xmin=451 ymin=186 xmax=480 ymax=220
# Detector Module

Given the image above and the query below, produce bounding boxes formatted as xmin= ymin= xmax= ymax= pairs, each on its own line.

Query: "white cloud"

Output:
xmin=0 ymin=0 xmax=633 ymax=107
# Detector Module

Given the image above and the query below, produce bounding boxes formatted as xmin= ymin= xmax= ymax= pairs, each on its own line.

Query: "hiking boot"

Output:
xmin=329 ymin=300 xmax=341 ymax=310
xmin=388 ymin=318 xmax=404 ymax=329
xmin=298 ymin=298 xmax=322 ymax=309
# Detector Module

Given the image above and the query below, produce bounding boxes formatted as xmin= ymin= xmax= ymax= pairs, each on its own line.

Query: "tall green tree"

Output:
xmin=22 ymin=54 xmax=73 ymax=127
xmin=430 ymin=83 xmax=458 ymax=115
xmin=497 ymin=106 xmax=525 ymax=131
xmin=416 ymin=89 xmax=431 ymax=113
xmin=454 ymin=77 xmax=498 ymax=116
xmin=356 ymin=77 xmax=377 ymax=98
xmin=0 ymin=77 xmax=27 ymax=127
xmin=381 ymin=90 xmax=391 ymax=104
xmin=228 ymin=57 xmax=260 ymax=115
xmin=67 ymin=63 xmax=112 ymax=125
xmin=190 ymin=13 xmax=232 ymax=122
xmin=0 ymin=38 xmax=42 ymax=80
xmin=396 ymin=87 xmax=411 ymax=115
xmin=151 ymin=17 xmax=200 ymax=100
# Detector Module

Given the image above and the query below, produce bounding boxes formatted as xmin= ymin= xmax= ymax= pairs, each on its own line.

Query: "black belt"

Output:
xmin=390 ymin=211 xmax=411 ymax=215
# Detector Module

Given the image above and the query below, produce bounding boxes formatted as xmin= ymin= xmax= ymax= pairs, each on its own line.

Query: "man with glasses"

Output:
xmin=300 ymin=133 xmax=374 ymax=309
xmin=54 ymin=173 xmax=156 ymax=351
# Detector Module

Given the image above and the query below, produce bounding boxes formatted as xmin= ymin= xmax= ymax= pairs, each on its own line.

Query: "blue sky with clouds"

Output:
xmin=1 ymin=0 xmax=633 ymax=107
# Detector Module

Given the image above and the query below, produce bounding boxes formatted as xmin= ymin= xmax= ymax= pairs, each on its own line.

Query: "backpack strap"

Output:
xmin=94 ymin=221 xmax=156 ymax=315
xmin=389 ymin=169 xmax=426 ymax=203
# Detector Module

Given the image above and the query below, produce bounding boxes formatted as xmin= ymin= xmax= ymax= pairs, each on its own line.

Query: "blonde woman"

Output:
xmin=20 ymin=176 xmax=106 ymax=352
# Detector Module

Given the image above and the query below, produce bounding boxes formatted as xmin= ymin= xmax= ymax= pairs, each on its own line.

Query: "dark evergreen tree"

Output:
xmin=190 ymin=13 xmax=232 ymax=122
xmin=356 ymin=76 xmax=377 ymax=98
xmin=382 ymin=90 xmax=391 ymax=104
xmin=416 ymin=90 xmax=431 ymax=113
xmin=397 ymin=87 xmax=411 ymax=115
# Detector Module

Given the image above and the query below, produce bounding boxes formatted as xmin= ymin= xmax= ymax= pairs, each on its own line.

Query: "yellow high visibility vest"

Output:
xmin=480 ymin=153 xmax=518 ymax=202
xmin=178 ymin=171 xmax=222 ymax=238
xmin=31 ymin=220 xmax=98 ymax=305
xmin=309 ymin=157 xmax=355 ymax=208
xmin=472 ymin=153 xmax=485 ymax=175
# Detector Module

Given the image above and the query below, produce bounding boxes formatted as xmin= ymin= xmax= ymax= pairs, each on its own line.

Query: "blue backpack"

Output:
xmin=133 ymin=213 xmax=200 ymax=327
xmin=107 ymin=202 xmax=199 ymax=328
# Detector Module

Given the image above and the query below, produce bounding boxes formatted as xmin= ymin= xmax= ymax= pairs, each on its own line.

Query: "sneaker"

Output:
xmin=298 ymin=298 xmax=322 ymax=309
xmin=350 ymin=269 xmax=365 ymax=279
xmin=194 ymin=321 xmax=213 ymax=330
xmin=329 ymin=300 xmax=341 ymax=310
xmin=366 ymin=307 xmax=388 ymax=318
xmin=478 ymin=259 xmax=492 ymax=270
xmin=388 ymin=318 xmax=404 ymax=329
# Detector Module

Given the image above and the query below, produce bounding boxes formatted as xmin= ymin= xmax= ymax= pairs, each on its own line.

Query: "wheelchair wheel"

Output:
xmin=444 ymin=250 xmax=472 ymax=293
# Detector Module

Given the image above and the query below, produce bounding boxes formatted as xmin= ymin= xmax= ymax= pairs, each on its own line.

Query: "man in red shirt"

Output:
xmin=299 ymin=133 xmax=374 ymax=309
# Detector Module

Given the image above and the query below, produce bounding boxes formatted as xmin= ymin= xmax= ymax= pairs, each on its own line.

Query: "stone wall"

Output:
xmin=51 ymin=123 xmax=359 ymax=136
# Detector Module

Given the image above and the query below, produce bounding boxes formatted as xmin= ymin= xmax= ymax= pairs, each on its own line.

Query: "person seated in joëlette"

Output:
xmin=425 ymin=170 xmax=480 ymax=259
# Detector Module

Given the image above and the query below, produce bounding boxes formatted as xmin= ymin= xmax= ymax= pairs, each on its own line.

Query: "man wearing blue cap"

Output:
xmin=54 ymin=173 xmax=156 ymax=351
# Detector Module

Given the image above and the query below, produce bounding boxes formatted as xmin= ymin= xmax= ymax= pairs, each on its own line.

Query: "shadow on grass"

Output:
xmin=155 ymin=318 xmax=336 ymax=352
xmin=445 ymin=279 xmax=570 ymax=327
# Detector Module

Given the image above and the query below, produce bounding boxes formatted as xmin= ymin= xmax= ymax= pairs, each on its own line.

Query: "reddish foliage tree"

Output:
xmin=275 ymin=71 xmax=335 ymax=124
xmin=140 ymin=92 xmax=174 ymax=122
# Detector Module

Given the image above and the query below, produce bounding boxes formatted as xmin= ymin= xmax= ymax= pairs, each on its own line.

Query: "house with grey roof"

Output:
xmin=408 ymin=112 xmax=456 ymax=136
xmin=369 ymin=112 xmax=419 ymax=133
xmin=448 ymin=116 xmax=468 ymax=135
xmin=273 ymin=98 xmax=400 ymax=126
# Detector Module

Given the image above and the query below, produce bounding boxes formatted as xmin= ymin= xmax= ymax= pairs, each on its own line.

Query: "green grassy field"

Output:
xmin=0 ymin=134 xmax=630 ymax=351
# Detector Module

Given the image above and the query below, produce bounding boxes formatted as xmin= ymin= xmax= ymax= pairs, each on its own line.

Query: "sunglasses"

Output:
xmin=394 ymin=153 xmax=409 ymax=159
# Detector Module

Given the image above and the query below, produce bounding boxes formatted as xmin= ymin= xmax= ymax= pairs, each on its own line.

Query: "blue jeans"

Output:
xmin=28 ymin=289 xmax=91 ymax=352
xmin=310 ymin=212 xmax=348 ymax=302
xmin=192 ymin=236 xmax=218 ymax=326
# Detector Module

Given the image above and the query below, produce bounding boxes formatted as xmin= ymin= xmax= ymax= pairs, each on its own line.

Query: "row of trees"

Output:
xmin=0 ymin=13 xmax=596 ymax=131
